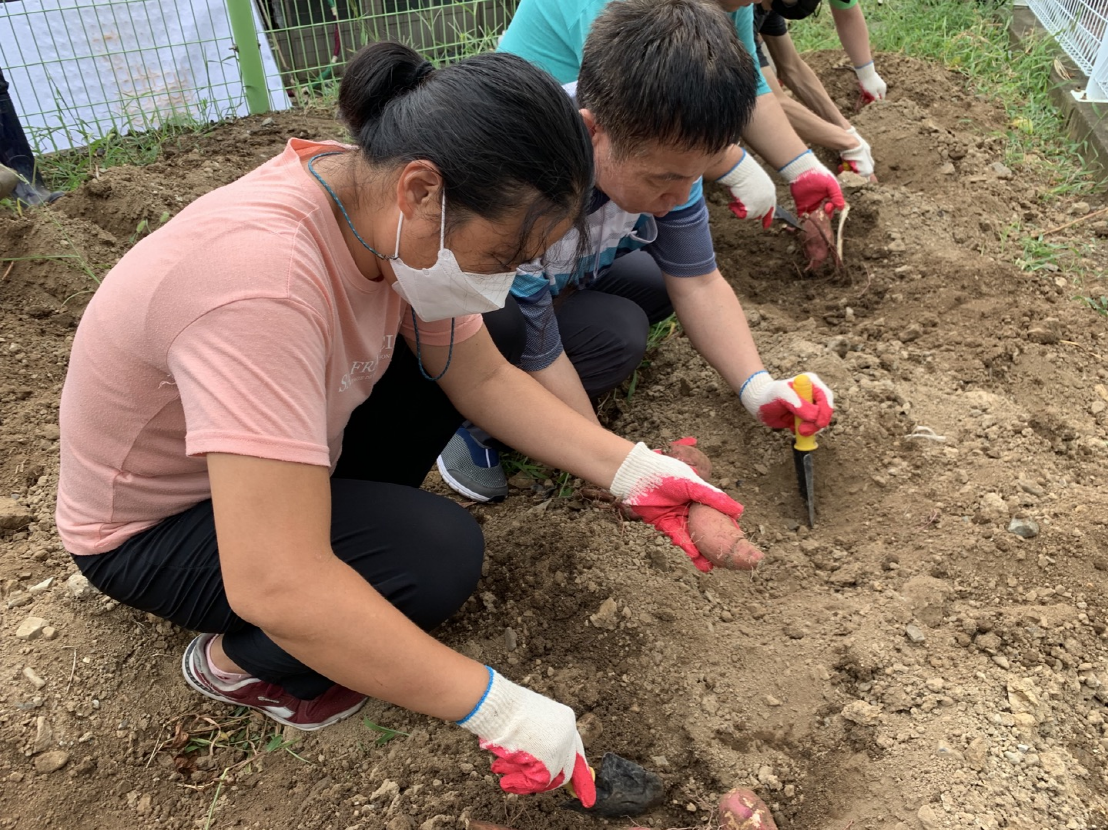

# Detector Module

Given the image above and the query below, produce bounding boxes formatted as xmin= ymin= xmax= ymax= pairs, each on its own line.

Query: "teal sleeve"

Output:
xmin=729 ymin=8 xmax=771 ymax=97
xmin=829 ymin=0 xmax=859 ymax=8
xmin=677 ymin=178 xmax=704 ymax=212
xmin=497 ymin=0 xmax=594 ymax=84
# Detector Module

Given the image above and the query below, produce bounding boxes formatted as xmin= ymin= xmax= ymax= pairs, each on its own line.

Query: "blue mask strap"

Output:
xmin=409 ymin=309 xmax=454 ymax=381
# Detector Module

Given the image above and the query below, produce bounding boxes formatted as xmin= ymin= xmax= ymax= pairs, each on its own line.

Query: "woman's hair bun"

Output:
xmin=338 ymin=42 xmax=434 ymax=139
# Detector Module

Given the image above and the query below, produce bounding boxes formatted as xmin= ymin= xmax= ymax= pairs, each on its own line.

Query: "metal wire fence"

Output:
xmin=258 ymin=0 xmax=517 ymax=105
xmin=1026 ymin=0 xmax=1108 ymax=100
xmin=0 ymin=0 xmax=517 ymax=155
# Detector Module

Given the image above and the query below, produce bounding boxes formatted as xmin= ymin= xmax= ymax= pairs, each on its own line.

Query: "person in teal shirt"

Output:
xmin=498 ymin=0 xmax=845 ymax=225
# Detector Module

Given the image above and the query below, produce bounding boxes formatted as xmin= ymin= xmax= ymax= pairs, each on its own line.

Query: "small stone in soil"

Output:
xmin=22 ymin=666 xmax=46 ymax=690
xmin=66 ymin=573 xmax=95 ymax=599
xmin=1008 ymin=518 xmax=1040 ymax=539
xmin=590 ymin=597 xmax=619 ymax=630
xmin=32 ymin=717 xmax=53 ymax=755
xmin=1018 ymin=480 xmax=1045 ymax=497
xmin=15 ymin=617 xmax=48 ymax=640
xmin=33 ymin=750 xmax=70 ymax=774
xmin=905 ymin=624 xmax=926 ymax=644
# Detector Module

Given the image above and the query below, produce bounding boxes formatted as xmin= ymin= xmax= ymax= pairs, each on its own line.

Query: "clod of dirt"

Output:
xmin=0 ymin=495 xmax=34 ymax=530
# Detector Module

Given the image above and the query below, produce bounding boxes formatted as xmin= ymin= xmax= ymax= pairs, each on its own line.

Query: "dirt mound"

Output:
xmin=1 ymin=56 xmax=1107 ymax=830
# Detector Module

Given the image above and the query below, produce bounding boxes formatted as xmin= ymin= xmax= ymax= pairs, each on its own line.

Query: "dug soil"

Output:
xmin=2 ymin=53 xmax=1107 ymax=830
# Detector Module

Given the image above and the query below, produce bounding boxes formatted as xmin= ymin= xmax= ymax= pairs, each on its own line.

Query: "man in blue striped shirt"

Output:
xmin=437 ymin=0 xmax=835 ymax=503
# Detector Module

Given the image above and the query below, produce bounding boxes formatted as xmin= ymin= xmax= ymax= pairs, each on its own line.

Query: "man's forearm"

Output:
xmin=704 ymin=143 xmax=748 ymax=185
xmin=666 ymin=271 xmax=765 ymax=395
xmin=530 ymin=352 xmax=602 ymax=425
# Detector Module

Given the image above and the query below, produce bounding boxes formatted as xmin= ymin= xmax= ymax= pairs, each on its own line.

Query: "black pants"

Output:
xmin=483 ymin=249 xmax=673 ymax=400
xmin=75 ymin=322 xmax=526 ymax=700
xmin=0 ymin=67 xmax=42 ymax=184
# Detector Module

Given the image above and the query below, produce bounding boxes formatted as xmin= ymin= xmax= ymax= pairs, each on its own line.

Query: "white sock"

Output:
xmin=205 ymin=637 xmax=250 ymax=684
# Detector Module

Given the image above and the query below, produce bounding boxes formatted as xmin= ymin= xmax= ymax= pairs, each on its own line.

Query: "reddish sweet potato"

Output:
xmin=468 ymin=822 xmax=519 ymax=830
xmin=689 ymin=504 xmax=764 ymax=571
xmin=802 ymin=208 xmax=835 ymax=272
xmin=718 ymin=787 xmax=779 ymax=830
xmin=663 ymin=439 xmax=713 ymax=480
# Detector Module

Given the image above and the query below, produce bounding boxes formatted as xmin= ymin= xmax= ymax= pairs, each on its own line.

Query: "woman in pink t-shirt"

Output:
xmin=58 ymin=41 xmax=747 ymax=807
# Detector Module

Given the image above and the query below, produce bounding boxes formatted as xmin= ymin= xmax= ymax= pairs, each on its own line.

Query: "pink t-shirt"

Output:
xmin=57 ymin=138 xmax=483 ymax=556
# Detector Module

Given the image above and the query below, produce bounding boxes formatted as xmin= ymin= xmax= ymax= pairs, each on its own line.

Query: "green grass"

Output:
xmin=790 ymin=0 xmax=1094 ymax=196
xmin=35 ymin=120 xmax=214 ymax=194
xmin=1078 ymin=294 xmax=1108 ymax=316
xmin=627 ymin=314 xmax=682 ymax=399
xmin=362 ymin=718 xmax=409 ymax=748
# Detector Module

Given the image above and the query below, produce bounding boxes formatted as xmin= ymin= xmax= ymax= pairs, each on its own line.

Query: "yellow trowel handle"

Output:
xmin=793 ymin=374 xmax=818 ymax=452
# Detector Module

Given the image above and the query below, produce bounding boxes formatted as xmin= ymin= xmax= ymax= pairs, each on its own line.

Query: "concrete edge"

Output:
xmin=1009 ymin=4 xmax=1108 ymax=188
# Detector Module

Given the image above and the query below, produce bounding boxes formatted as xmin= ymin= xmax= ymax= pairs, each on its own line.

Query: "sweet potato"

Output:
xmin=468 ymin=822 xmax=519 ymax=830
xmin=802 ymin=207 xmax=835 ymax=272
xmin=689 ymin=503 xmax=764 ymax=571
xmin=663 ymin=439 xmax=713 ymax=480
xmin=718 ymin=787 xmax=779 ymax=830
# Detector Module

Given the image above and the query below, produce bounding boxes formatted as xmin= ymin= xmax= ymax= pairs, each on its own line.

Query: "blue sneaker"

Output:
xmin=436 ymin=427 xmax=508 ymax=503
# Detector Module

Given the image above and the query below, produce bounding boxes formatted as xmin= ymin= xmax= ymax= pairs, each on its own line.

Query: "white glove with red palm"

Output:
xmin=854 ymin=61 xmax=887 ymax=104
xmin=610 ymin=442 xmax=744 ymax=572
xmin=740 ymin=370 xmax=835 ymax=436
xmin=718 ymin=148 xmax=776 ymax=229
xmin=779 ymin=150 xmax=846 ymax=217
xmin=458 ymin=667 xmax=595 ymax=806
xmin=840 ymin=127 xmax=875 ymax=178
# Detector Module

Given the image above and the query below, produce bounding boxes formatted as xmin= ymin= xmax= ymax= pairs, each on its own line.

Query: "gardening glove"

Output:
xmin=780 ymin=150 xmax=846 ymax=217
xmin=458 ymin=667 xmax=596 ymax=807
xmin=839 ymin=127 xmax=875 ymax=178
xmin=854 ymin=61 xmax=887 ymax=104
xmin=610 ymin=442 xmax=744 ymax=572
xmin=718 ymin=148 xmax=776 ymax=228
xmin=739 ymin=370 xmax=834 ymax=436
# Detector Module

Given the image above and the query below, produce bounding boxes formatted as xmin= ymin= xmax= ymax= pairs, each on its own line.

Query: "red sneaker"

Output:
xmin=182 ymin=633 xmax=366 ymax=731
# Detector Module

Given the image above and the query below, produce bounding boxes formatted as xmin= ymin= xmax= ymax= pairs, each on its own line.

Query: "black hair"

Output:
xmin=577 ymin=0 xmax=758 ymax=157
xmin=337 ymin=42 xmax=594 ymax=265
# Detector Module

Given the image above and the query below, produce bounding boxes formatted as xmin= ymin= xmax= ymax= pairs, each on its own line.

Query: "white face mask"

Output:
xmin=390 ymin=195 xmax=516 ymax=322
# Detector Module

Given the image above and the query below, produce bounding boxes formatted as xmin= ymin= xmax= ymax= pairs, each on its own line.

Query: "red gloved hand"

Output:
xmin=457 ymin=667 xmax=595 ymax=806
xmin=609 ymin=442 xmax=744 ymax=572
xmin=779 ymin=150 xmax=846 ymax=217
xmin=739 ymin=371 xmax=834 ymax=436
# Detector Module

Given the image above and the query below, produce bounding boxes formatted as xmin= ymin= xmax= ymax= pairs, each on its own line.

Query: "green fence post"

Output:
xmin=226 ymin=0 xmax=270 ymax=115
